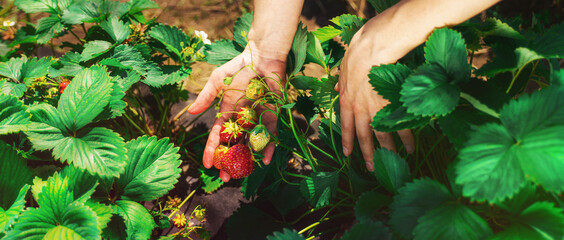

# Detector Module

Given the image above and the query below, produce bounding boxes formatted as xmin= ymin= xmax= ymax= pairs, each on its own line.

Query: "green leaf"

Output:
xmin=5 ymin=202 xmax=99 ymax=240
xmin=27 ymin=105 xmax=127 ymax=178
xmin=51 ymin=52 xmax=85 ymax=77
xmin=457 ymin=87 xmax=564 ymax=203
xmin=424 ymin=28 xmax=471 ymax=84
xmin=331 ymin=14 xmax=366 ymax=45
xmin=0 ymin=57 xmax=52 ymax=84
xmin=227 ymin=205 xmax=284 ymax=240
xmin=389 ymin=178 xmax=453 ymax=239
xmin=267 ymin=228 xmax=304 ymax=240
xmin=493 ymin=202 xmax=564 ymax=240
xmin=0 ymin=80 xmax=26 ymax=98
xmin=233 ymin=12 xmax=253 ymax=48
xmin=299 ymin=171 xmax=339 ymax=208
xmin=4 ymin=173 xmax=99 ymax=239
xmin=268 ymin=183 xmax=305 ymax=216
xmin=85 ymin=201 xmax=113 ymax=231
xmin=354 ymin=191 xmax=391 ymax=223
xmin=112 ymin=200 xmax=156 ymax=240
xmin=81 ymin=40 xmax=113 ymax=62
xmin=413 ymin=203 xmax=493 ymax=240
xmin=148 ymin=24 xmax=189 ymax=59
xmin=0 ymin=141 xmax=33 ymax=210
xmin=455 ymin=123 xmax=525 ymax=203
xmin=288 ymin=23 xmax=308 ymax=76
xmin=199 ymin=167 xmax=224 ymax=194
xmin=43 ymin=225 xmax=85 ymax=239
xmin=0 ymin=185 xmax=29 ymax=232
xmin=401 ymin=63 xmax=460 ymax=117
xmin=310 ymin=76 xmax=338 ymax=110
xmin=115 ymin=136 xmax=181 ymax=201
xmin=94 ymin=73 xmax=134 ymax=121
xmin=367 ymin=0 xmax=398 ymax=13
xmin=58 ymin=66 xmax=113 ymax=131
xmin=372 ymin=148 xmax=411 ymax=193
xmin=369 ymin=63 xmax=413 ymax=103
xmin=372 ymin=105 xmax=430 ymax=132
xmin=306 ymin=32 xmax=326 ymax=68
xmin=101 ymin=17 xmax=131 ymax=43
xmin=61 ymin=1 xmax=102 ymax=24
xmin=204 ymin=39 xmax=242 ymax=65
xmin=0 ymin=94 xmax=31 ymax=135
xmin=128 ymin=0 xmax=159 ymax=15
xmin=35 ymin=15 xmax=66 ymax=44
xmin=479 ymin=18 xmax=523 ymax=40
xmin=291 ymin=76 xmax=317 ymax=90
xmin=437 ymin=106 xmax=491 ymax=149
xmin=61 ymin=166 xmax=98 ymax=203
xmin=312 ymin=26 xmax=341 ymax=43
xmin=340 ymin=221 xmax=391 ymax=240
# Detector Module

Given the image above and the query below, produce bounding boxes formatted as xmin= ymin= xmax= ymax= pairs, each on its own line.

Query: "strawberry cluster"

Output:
xmin=213 ymin=79 xmax=273 ymax=179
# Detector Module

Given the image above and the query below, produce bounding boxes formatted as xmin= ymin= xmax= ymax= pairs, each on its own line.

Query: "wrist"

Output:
xmin=244 ymin=39 xmax=290 ymax=62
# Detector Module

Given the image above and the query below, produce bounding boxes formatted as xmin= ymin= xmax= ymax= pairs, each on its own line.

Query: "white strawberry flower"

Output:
xmin=3 ymin=20 xmax=15 ymax=27
xmin=194 ymin=30 xmax=211 ymax=45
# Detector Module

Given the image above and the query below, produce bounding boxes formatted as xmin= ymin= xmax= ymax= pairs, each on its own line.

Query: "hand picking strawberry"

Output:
xmin=212 ymin=144 xmax=255 ymax=179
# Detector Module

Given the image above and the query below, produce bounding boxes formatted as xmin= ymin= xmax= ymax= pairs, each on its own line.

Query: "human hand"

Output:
xmin=336 ymin=14 xmax=417 ymax=172
xmin=187 ymin=47 xmax=286 ymax=182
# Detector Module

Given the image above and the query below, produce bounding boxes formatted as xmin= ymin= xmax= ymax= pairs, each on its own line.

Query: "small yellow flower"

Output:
xmin=173 ymin=213 xmax=187 ymax=228
xmin=3 ymin=20 xmax=15 ymax=27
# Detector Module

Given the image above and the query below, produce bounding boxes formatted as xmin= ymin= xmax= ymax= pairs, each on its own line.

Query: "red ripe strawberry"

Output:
xmin=236 ymin=107 xmax=257 ymax=129
xmin=245 ymin=79 xmax=267 ymax=100
xmin=222 ymin=144 xmax=255 ymax=179
xmin=58 ymin=80 xmax=70 ymax=94
xmin=213 ymin=145 xmax=229 ymax=170
xmin=249 ymin=124 xmax=271 ymax=152
xmin=220 ymin=120 xmax=244 ymax=145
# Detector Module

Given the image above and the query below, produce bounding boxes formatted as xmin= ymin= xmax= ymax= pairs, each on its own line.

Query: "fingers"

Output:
xmin=220 ymin=170 xmax=231 ymax=182
xmin=397 ymin=129 xmax=414 ymax=154
xmin=202 ymin=118 xmax=224 ymax=169
xmin=262 ymin=142 xmax=276 ymax=165
xmin=188 ymin=70 xmax=225 ymax=115
xmin=339 ymin=95 xmax=355 ymax=156
xmin=355 ymin=114 xmax=376 ymax=171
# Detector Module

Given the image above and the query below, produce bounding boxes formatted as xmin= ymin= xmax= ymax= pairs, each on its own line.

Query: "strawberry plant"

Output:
xmin=202 ymin=7 xmax=564 ymax=239
xmin=0 ymin=0 xmax=212 ymax=239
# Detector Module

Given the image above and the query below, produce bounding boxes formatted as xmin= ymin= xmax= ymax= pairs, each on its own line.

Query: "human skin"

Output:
xmin=338 ymin=0 xmax=501 ymax=171
xmin=187 ymin=0 xmax=304 ymax=182
xmin=189 ymin=0 xmax=501 ymax=181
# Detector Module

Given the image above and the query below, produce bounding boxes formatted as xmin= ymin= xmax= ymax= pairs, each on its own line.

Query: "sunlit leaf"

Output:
xmin=233 ymin=12 xmax=252 ymax=48
xmin=101 ymin=17 xmax=131 ymax=43
xmin=424 ymin=28 xmax=471 ymax=84
xmin=112 ymin=200 xmax=156 ymax=240
xmin=204 ymin=39 xmax=242 ymax=65
xmin=81 ymin=40 xmax=113 ymax=62
xmin=0 ymin=94 xmax=31 ymax=135
xmin=0 ymin=79 xmax=26 ymax=98
xmin=200 ymin=167 xmax=224 ymax=194
xmin=457 ymin=87 xmax=564 ymax=203
xmin=148 ymin=24 xmax=189 ymax=60
xmin=312 ymin=26 xmax=341 ymax=43
xmin=115 ymin=136 xmax=181 ymax=201
xmin=330 ymin=14 xmax=366 ymax=45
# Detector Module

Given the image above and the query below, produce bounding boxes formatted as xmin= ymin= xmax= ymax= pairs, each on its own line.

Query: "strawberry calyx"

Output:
xmin=220 ymin=120 xmax=244 ymax=145
xmin=236 ymin=107 xmax=257 ymax=129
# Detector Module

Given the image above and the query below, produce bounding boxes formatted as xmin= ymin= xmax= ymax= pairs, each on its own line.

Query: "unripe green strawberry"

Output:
xmin=249 ymin=124 xmax=271 ymax=152
xmin=222 ymin=144 xmax=255 ymax=179
xmin=246 ymin=79 xmax=267 ymax=100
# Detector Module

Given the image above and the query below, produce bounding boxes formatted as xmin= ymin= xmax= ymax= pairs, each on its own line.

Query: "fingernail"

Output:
xmin=406 ymin=145 xmax=414 ymax=154
xmin=366 ymin=162 xmax=374 ymax=172
xmin=343 ymin=147 xmax=350 ymax=156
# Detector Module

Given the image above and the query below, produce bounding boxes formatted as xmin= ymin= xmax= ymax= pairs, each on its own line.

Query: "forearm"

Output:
xmin=356 ymin=0 xmax=500 ymax=64
xmin=247 ymin=0 xmax=305 ymax=61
